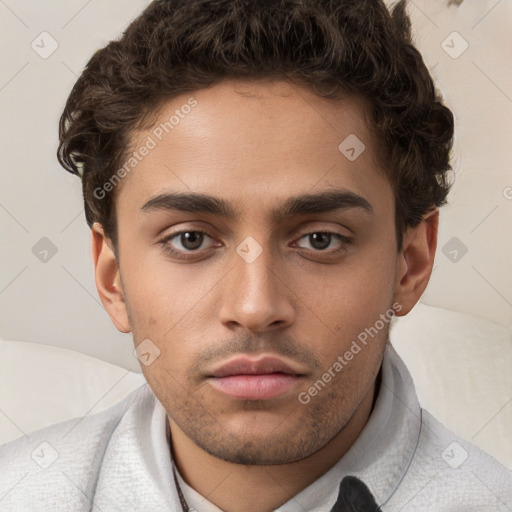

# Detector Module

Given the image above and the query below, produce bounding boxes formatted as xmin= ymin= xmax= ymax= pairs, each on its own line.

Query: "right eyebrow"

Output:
xmin=141 ymin=192 xmax=237 ymax=219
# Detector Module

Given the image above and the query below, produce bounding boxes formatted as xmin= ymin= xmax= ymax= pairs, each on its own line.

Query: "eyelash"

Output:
xmin=158 ymin=229 xmax=353 ymax=261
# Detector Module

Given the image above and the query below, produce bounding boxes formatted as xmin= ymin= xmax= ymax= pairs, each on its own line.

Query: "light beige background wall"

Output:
xmin=1 ymin=0 xmax=511 ymax=372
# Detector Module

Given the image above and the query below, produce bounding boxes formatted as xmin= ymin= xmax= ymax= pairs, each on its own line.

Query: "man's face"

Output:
xmin=111 ymin=80 xmax=400 ymax=464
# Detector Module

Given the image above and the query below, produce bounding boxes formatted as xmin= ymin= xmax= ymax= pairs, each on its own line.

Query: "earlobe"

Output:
xmin=393 ymin=209 xmax=439 ymax=316
xmin=91 ymin=223 xmax=131 ymax=333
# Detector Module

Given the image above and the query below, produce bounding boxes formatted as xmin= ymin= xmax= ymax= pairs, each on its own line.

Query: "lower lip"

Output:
xmin=208 ymin=373 xmax=300 ymax=400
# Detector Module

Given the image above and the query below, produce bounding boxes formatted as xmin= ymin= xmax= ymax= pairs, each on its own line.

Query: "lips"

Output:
xmin=209 ymin=356 xmax=302 ymax=378
xmin=207 ymin=356 xmax=306 ymax=400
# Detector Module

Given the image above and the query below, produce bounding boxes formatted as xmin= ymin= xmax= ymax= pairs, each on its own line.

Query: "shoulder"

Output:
xmin=0 ymin=384 xmax=151 ymax=511
xmin=385 ymin=409 xmax=512 ymax=511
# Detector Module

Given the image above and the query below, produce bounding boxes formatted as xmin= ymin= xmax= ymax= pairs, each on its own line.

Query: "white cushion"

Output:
xmin=0 ymin=339 xmax=145 ymax=445
xmin=391 ymin=302 xmax=512 ymax=469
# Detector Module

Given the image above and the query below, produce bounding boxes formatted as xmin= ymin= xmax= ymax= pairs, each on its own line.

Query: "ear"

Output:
xmin=91 ymin=222 xmax=131 ymax=333
xmin=393 ymin=208 xmax=439 ymax=316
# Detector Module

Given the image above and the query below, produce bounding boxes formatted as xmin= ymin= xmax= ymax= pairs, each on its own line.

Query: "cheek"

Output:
xmin=296 ymin=243 xmax=396 ymax=364
xmin=121 ymin=245 xmax=206 ymax=332
xmin=120 ymin=256 xmax=205 ymax=381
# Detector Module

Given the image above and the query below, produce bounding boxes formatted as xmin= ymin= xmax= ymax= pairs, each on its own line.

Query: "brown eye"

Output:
xmin=158 ymin=228 xmax=223 ymax=262
xmin=163 ymin=230 xmax=214 ymax=252
xmin=179 ymin=231 xmax=205 ymax=250
xmin=296 ymin=232 xmax=347 ymax=252
xmin=308 ymin=233 xmax=331 ymax=250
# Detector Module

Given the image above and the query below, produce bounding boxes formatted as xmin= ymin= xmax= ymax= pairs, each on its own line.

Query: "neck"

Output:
xmin=169 ymin=380 xmax=377 ymax=512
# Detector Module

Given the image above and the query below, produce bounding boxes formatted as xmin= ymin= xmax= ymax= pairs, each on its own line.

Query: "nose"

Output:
xmin=218 ymin=242 xmax=296 ymax=334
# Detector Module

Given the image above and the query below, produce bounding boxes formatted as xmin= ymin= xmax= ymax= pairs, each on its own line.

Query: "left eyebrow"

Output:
xmin=140 ymin=189 xmax=374 ymax=221
xmin=271 ymin=190 xmax=374 ymax=223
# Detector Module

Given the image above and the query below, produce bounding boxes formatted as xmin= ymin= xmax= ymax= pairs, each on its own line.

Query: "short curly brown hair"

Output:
xmin=58 ymin=0 xmax=454 ymax=253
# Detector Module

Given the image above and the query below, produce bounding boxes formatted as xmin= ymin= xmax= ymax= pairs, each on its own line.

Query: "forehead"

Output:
xmin=116 ymin=79 xmax=393 ymax=220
